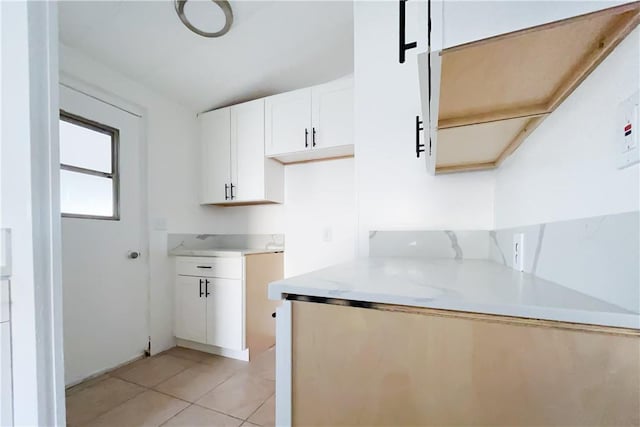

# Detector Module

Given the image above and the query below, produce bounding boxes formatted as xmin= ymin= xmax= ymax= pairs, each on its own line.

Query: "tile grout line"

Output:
xmin=70 ymin=348 xmax=273 ymax=427
xmin=75 ymin=355 xmax=196 ymax=426
xmin=243 ymin=391 xmax=275 ymax=425
xmin=190 ymin=402 xmax=248 ymax=424
xmin=74 ymin=379 xmax=147 ymax=426
xmin=157 ymin=402 xmax=194 ymax=427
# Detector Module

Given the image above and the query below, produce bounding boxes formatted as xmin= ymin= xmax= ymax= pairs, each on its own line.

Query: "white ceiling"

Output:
xmin=58 ymin=0 xmax=354 ymax=112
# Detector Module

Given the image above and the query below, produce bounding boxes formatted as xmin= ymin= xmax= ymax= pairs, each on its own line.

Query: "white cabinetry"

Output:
xmin=174 ymin=276 xmax=207 ymax=343
xmin=174 ymin=257 xmax=245 ymax=357
xmin=206 ymin=278 xmax=243 ymax=350
xmin=265 ymin=77 xmax=354 ymax=163
xmin=265 ymin=88 xmax=312 ymax=156
xmin=311 ymin=78 xmax=354 ymax=150
xmin=200 ymin=107 xmax=231 ymax=205
xmin=174 ymin=253 xmax=284 ymax=361
xmin=200 ymin=99 xmax=283 ymax=206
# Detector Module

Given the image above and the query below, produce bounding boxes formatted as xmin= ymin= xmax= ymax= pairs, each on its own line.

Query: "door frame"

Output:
xmin=4 ymin=1 xmax=150 ymax=423
xmin=2 ymin=1 xmax=64 ymax=425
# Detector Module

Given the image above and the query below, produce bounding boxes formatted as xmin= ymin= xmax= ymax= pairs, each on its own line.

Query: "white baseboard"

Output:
xmin=65 ymin=353 xmax=145 ymax=389
xmin=176 ymin=338 xmax=249 ymax=362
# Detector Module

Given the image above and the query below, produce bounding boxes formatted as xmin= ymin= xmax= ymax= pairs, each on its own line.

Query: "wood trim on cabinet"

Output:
xmin=245 ymin=253 xmax=284 ymax=357
xmin=437 ymin=106 xmax=548 ymax=129
xmin=276 ymin=154 xmax=355 ymax=166
xmin=432 ymin=2 xmax=640 ymax=173
xmin=284 ymin=294 xmax=640 ymax=336
xmin=546 ymin=10 xmax=640 ymax=112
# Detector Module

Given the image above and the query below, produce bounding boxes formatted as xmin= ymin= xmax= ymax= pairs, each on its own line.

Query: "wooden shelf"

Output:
xmin=433 ymin=2 xmax=640 ymax=174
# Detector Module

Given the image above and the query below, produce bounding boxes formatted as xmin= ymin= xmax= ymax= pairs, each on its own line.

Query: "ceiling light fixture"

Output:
xmin=174 ymin=0 xmax=233 ymax=38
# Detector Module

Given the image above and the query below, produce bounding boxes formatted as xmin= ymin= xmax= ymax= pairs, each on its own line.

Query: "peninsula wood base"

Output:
xmin=291 ymin=300 xmax=640 ymax=426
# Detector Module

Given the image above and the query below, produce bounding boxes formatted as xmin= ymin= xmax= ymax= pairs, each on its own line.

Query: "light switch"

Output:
xmin=617 ymin=91 xmax=639 ymax=169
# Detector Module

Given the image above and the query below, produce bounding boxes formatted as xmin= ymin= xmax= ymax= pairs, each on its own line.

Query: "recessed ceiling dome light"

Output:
xmin=174 ymin=0 xmax=233 ymax=38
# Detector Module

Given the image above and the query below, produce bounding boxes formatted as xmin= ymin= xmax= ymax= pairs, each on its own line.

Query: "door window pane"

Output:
xmin=60 ymin=119 xmax=112 ymax=173
xmin=59 ymin=113 xmax=119 ymax=219
xmin=60 ymin=170 xmax=114 ymax=217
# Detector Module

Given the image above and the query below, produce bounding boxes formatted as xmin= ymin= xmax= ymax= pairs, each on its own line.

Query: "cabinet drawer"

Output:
xmin=176 ymin=257 xmax=243 ymax=279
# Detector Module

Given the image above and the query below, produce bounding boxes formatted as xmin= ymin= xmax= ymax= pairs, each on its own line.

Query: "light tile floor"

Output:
xmin=66 ymin=347 xmax=275 ymax=427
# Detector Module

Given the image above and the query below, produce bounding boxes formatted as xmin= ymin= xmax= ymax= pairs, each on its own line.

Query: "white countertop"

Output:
xmin=169 ymin=248 xmax=283 ymax=257
xmin=268 ymin=257 xmax=639 ymax=329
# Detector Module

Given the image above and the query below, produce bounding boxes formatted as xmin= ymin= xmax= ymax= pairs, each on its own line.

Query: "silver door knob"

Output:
xmin=128 ymin=251 xmax=140 ymax=259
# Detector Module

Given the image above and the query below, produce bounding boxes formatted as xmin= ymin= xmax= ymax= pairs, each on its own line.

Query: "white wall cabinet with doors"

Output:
xmin=200 ymin=99 xmax=284 ymax=206
xmin=174 ymin=252 xmax=283 ymax=361
xmin=265 ymin=76 xmax=354 ymax=163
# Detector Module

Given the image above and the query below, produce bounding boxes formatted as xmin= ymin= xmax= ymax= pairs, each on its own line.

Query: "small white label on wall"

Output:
xmin=617 ymin=91 xmax=639 ymax=169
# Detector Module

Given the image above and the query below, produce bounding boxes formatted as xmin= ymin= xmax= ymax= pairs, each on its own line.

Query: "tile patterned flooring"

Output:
xmin=65 ymin=347 xmax=275 ymax=427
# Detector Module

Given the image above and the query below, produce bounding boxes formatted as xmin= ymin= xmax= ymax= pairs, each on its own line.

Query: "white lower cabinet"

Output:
xmin=206 ymin=278 xmax=243 ymax=350
xmin=175 ymin=276 xmax=207 ymax=344
xmin=175 ymin=266 xmax=243 ymax=353
xmin=174 ymin=253 xmax=284 ymax=361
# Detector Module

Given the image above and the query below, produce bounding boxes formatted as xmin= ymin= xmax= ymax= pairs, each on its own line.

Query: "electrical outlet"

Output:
xmin=512 ymin=233 xmax=524 ymax=272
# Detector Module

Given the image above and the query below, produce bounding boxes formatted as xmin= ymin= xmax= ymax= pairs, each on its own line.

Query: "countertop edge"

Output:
xmin=267 ymin=283 xmax=640 ymax=330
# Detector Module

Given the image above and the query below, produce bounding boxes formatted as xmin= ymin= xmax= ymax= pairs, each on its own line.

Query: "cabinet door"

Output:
xmin=231 ymin=99 xmax=265 ymax=202
xmin=265 ymin=88 xmax=312 ymax=156
xmin=175 ymin=276 xmax=207 ymax=343
xmin=200 ymin=108 xmax=231 ymax=204
xmin=311 ymin=77 xmax=354 ymax=150
xmin=206 ymin=278 xmax=243 ymax=350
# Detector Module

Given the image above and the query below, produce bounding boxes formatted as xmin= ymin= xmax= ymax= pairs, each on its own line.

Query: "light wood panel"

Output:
xmin=433 ymin=2 xmax=640 ymax=173
xmin=437 ymin=116 xmax=540 ymax=168
xmin=245 ymin=252 xmax=283 ymax=358
xmin=292 ymin=301 xmax=640 ymax=426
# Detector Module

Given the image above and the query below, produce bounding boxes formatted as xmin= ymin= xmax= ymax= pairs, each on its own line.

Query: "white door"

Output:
xmin=206 ymin=278 xmax=243 ymax=350
xmin=200 ymin=108 xmax=231 ymax=204
xmin=59 ymin=85 xmax=148 ymax=386
xmin=231 ymin=99 xmax=265 ymax=202
xmin=311 ymin=77 xmax=354 ymax=150
xmin=265 ymin=88 xmax=312 ymax=156
xmin=175 ymin=276 xmax=206 ymax=343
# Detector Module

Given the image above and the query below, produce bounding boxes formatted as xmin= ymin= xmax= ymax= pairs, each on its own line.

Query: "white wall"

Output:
xmin=2 ymin=1 xmax=65 ymax=424
xmin=59 ymin=45 xmax=357 ymax=360
xmin=494 ymin=28 xmax=640 ymax=228
xmin=353 ymin=1 xmax=496 ymax=254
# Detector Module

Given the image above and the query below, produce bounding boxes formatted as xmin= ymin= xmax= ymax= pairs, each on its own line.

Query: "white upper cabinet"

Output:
xmin=265 ymin=88 xmax=312 ymax=157
xmin=231 ymin=99 xmax=267 ymax=202
xmin=440 ymin=1 xmax=629 ymax=49
xmin=200 ymin=99 xmax=283 ymax=206
xmin=200 ymin=107 xmax=231 ymax=204
xmin=265 ymin=77 xmax=354 ymax=163
xmin=311 ymin=77 xmax=354 ymax=150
